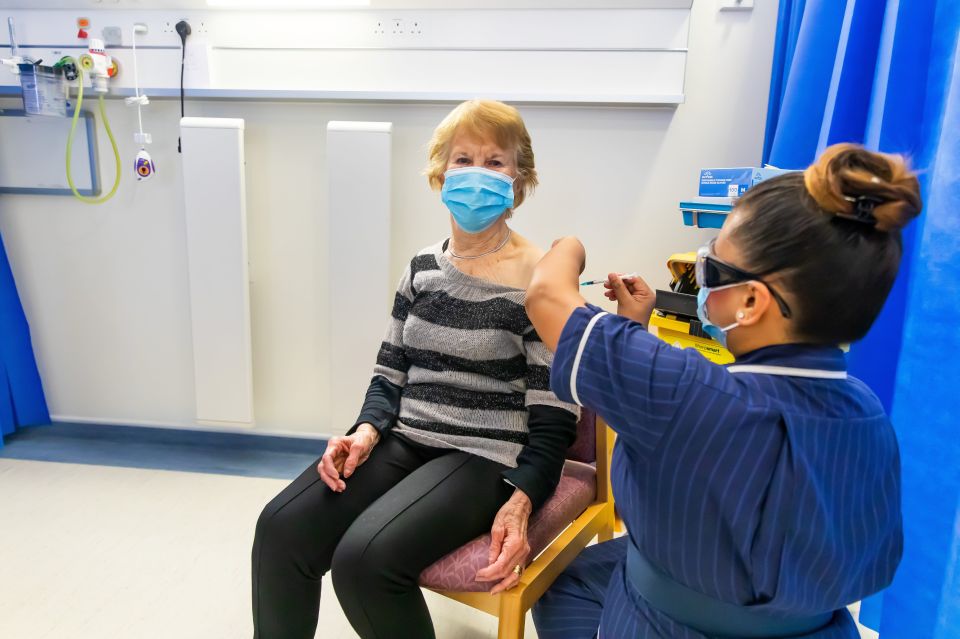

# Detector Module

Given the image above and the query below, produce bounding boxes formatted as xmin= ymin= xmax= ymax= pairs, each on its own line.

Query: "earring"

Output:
xmin=736 ymin=311 xmax=745 ymax=320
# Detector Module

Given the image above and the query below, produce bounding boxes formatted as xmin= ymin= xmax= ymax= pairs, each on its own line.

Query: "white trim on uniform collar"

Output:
xmin=570 ymin=311 xmax=609 ymax=405
xmin=726 ymin=364 xmax=848 ymax=380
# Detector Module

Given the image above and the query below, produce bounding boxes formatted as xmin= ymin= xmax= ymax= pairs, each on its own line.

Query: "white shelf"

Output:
xmin=0 ymin=7 xmax=691 ymax=105
xmin=0 ymin=85 xmax=684 ymax=106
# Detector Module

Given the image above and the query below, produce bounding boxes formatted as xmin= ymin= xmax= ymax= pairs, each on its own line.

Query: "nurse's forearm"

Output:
xmin=526 ymin=237 xmax=587 ymax=352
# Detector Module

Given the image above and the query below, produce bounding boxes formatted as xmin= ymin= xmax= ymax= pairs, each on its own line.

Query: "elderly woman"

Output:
xmin=251 ymin=100 xmax=579 ymax=639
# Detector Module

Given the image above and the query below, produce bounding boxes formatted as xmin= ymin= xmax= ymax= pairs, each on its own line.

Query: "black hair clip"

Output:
xmin=837 ymin=195 xmax=882 ymax=226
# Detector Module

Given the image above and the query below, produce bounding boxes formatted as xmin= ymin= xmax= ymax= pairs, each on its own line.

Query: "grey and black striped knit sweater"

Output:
xmin=353 ymin=239 xmax=580 ymax=508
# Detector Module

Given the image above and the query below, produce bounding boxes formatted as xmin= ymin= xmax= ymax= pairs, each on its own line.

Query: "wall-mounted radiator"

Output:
xmin=327 ymin=121 xmax=393 ymax=431
xmin=180 ymin=117 xmax=254 ymax=427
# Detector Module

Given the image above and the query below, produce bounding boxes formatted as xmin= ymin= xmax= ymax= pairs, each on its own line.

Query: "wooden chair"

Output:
xmin=419 ymin=410 xmax=616 ymax=639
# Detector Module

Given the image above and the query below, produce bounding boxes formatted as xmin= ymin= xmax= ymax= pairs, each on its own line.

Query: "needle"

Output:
xmin=580 ymin=272 xmax=640 ymax=286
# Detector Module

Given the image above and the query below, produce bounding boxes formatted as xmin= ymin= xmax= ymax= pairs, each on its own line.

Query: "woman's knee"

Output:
xmin=254 ymin=495 xmax=332 ymax=579
xmin=254 ymin=500 xmax=292 ymax=564
xmin=331 ymin=522 xmax=405 ymax=594
xmin=254 ymin=494 xmax=293 ymax=547
xmin=330 ymin=525 xmax=373 ymax=582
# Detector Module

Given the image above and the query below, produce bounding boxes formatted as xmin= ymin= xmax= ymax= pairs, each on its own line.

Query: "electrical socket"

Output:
xmin=376 ymin=18 xmax=422 ymax=36
xmin=163 ymin=19 xmax=194 ymax=35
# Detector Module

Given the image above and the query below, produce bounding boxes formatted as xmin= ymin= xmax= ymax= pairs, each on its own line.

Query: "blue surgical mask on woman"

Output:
xmin=696 ymin=286 xmax=740 ymax=348
xmin=441 ymin=167 xmax=515 ymax=234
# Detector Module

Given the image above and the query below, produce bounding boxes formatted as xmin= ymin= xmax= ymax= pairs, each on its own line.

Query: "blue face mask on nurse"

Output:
xmin=695 ymin=238 xmax=794 ymax=348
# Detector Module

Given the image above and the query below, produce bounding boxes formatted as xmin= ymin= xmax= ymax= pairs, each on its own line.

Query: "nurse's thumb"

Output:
xmin=609 ymin=273 xmax=643 ymax=314
xmin=608 ymin=273 xmax=632 ymax=302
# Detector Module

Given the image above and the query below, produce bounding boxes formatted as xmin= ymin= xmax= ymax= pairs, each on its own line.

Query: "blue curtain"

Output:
xmin=763 ymin=0 xmax=960 ymax=636
xmin=0 ymin=231 xmax=49 ymax=445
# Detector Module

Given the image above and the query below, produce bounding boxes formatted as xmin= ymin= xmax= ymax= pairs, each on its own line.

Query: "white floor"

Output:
xmin=0 ymin=458 xmax=536 ymax=639
xmin=0 ymin=458 xmax=879 ymax=639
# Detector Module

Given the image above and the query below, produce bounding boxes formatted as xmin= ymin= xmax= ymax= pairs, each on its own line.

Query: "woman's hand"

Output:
xmin=604 ymin=273 xmax=656 ymax=327
xmin=317 ymin=424 xmax=380 ymax=492
xmin=475 ymin=489 xmax=533 ymax=594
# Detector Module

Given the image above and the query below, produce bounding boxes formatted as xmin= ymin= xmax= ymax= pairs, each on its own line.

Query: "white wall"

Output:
xmin=0 ymin=1 xmax=778 ymax=436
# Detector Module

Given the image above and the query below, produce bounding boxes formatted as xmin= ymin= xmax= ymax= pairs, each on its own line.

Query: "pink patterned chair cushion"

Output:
xmin=419 ymin=460 xmax=597 ymax=592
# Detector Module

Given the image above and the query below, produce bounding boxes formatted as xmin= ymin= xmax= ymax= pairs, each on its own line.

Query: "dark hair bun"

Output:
xmin=803 ymin=143 xmax=922 ymax=232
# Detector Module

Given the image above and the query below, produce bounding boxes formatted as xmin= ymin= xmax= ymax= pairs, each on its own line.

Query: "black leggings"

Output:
xmin=251 ymin=432 xmax=513 ymax=639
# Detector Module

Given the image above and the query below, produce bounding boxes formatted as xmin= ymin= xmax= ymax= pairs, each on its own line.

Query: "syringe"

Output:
xmin=580 ymin=272 xmax=640 ymax=286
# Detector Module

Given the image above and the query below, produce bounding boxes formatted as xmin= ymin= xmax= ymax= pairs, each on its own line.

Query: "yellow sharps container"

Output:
xmin=647 ymin=251 xmax=735 ymax=365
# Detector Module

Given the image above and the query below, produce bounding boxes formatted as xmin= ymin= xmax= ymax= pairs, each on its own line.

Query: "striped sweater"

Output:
xmin=354 ymin=239 xmax=580 ymax=508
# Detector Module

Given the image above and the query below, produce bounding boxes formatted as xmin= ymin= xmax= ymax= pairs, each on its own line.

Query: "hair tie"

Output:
xmin=838 ymin=195 xmax=882 ymax=226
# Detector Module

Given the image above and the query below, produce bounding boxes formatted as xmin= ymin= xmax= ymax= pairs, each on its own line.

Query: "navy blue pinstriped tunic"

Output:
xmin=534 ymin=305 xmax=903 ymax=639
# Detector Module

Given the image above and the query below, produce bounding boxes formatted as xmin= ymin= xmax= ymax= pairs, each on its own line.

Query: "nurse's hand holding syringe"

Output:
xmin=527 ymin=238 xmax=657 ymax=348
xmin=582 ymin=271 xmax=656 ymax=328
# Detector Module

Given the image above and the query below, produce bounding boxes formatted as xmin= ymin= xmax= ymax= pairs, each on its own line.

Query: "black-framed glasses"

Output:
xmin=695 ymin=240 xmax=793 ymax=319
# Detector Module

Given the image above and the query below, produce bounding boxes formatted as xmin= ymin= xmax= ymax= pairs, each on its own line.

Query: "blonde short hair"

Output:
xmin=425 ymin=100 xmax=538 ymax=210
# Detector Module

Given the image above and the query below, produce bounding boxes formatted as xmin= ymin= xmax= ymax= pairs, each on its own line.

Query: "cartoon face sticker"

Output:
xmin=135 ymin=149 xmax=155 ymax=181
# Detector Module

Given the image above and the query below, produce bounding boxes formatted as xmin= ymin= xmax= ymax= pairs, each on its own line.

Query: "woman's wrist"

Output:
xmin=355 ymin=423 xmax=381 ymax=444
xmin=509 ymin=488 xmax=533 ymax=515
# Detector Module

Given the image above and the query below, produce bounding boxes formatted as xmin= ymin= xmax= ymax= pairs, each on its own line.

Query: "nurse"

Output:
xmin=524 ymin=144 xmax=921 ymax=638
